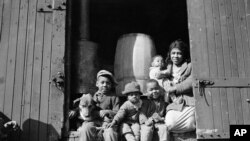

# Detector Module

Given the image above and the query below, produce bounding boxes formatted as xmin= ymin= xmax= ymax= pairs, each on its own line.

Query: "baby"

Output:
xmin=149 ymin=55 xmax=171 ymax=87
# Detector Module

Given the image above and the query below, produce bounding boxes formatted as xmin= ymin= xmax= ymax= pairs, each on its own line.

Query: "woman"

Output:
xmin=158 ymin=39 xmax=195 ymax=133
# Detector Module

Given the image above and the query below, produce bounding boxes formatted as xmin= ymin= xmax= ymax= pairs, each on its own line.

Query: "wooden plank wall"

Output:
xmin=187 ymin=0 xmax=250 ymax=139
xmin=0 ymin=0 xmax=66 ymax=141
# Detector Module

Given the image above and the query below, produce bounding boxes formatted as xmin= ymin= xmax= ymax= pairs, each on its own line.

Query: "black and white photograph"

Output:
xmin=0 ymin=0 xmax=250 ymax=141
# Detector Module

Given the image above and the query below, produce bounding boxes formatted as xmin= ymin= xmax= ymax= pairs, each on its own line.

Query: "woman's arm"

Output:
xmin=164 ymin=63 xmax=193 ymax=96
xmin=175 ymin=74 xmax=193 ymax=95
xmin=175 ymin=63 xmax=193 ymax=95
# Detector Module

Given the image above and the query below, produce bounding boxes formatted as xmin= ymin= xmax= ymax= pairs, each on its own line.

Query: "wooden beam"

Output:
xmin=194 ymin=77 xmax=250 ymax=88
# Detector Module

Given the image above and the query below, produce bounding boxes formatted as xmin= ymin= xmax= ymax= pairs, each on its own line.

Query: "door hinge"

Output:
xmin=37 ymin=0 xmax=66 ymax=13
xmin=53 ymin=0 xmax=66 ymax=11
xmin=50 ymin=72 xmax=65 ymax=91
xmin=37 ymin=4 xmax=53 ymax=13
xmin=196 ymin=79 xmax=214 ymax=96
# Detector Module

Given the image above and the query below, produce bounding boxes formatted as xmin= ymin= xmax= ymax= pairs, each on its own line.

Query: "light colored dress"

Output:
xmin=163 ymin=62 xmax=196 ymax=133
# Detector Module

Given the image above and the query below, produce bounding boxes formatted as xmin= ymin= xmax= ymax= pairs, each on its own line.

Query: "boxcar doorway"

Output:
xmin=68 ymin=0 xmax=190 ymax=134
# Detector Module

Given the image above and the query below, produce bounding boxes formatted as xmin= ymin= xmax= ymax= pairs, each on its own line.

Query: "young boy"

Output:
xmin=149 ymin=55 xmax=171 ymax=87
xmin=73 ymin=70 xmax=120 ymax=141
xmin=140 ymin=79 xmax=168 ymax=141
xmin=107 ymin=81 xmax=143 ymax=141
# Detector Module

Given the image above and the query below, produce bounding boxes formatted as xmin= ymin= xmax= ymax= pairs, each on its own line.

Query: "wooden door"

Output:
xmin=0 ymin=0 xmax=66 ymax=141
xmin=187 ymin=0 xmax=250 ymax=139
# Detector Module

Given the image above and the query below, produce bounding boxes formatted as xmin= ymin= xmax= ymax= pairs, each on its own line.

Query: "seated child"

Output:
xmin=107 ymin=81 xmax=143 ymax=141
xmin=69 ymin=70 xmax=120 ymax=141
xmin=149 ymin=55 xmax=171 ymax=87
xmin=140 ymin=79 xmax=168 ymax=141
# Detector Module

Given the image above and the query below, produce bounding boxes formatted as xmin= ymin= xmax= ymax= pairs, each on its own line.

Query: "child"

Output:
xmin=72 ymin=70 xmax=120 ymax=141
xmin=140 ymin=79 xmax=168 ymax=141
xmin=107 ymin=81 xmax=143 ymax=141
xmin=149 ymin=55 xmax=171 ymax=87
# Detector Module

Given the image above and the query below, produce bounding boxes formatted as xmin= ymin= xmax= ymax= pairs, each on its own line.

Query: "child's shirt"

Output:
xmin=112 ymin=100 xmax=142 ymax=125
xmin=139 ymin=97 xmax=167 ymax=124
xmin=93 ymin=91 xmax=120 ymax=122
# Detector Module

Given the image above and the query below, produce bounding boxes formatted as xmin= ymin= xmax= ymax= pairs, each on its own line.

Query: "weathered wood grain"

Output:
xmin=0 ymin=0 xmax=12 ymax=113
xmin=39 ymin=0 xmax=53 ymax=140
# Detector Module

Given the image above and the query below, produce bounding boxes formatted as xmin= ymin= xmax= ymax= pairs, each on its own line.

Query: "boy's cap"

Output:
xmin=97 ymin=70 xmax=118 ymax=85
xmin=122 ymin=81 xmax=142 ymax=95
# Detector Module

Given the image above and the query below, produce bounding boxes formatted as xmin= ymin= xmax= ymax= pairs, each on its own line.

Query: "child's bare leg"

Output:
xmin=78 ymin=122 xmax=97 ymax=141
xmin=131 ymin=123 xmax=140 ymax=141
xmin=155 ymin=123 xmax=168 ymax=141
xmin=124 ymin=133 xmax=136 ymax=141
xmin=121 ymin=123 xmax=139 ymax=141
xmin=102 ymin=122 xmax=118 ymax=141
xmin=140 ymin=124 xmax=153 ymax=141
xmin=103 ymin=127 xmax=118 ymax=141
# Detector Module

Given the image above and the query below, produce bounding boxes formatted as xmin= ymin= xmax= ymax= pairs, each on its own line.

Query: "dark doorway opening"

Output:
xmin=90 ymin=0 xmax=189 ymax=68
xmin=70 ymin=0 xmax=189 ymax=131
xmin=71 ymin=0 xmax=189 ymax=70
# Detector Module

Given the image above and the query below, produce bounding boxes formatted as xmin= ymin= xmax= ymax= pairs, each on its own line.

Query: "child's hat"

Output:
xmin=97 ymin=70 xmax=118 ymax=85
xmin=122 ymin=81 xmax=142 ymax=95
